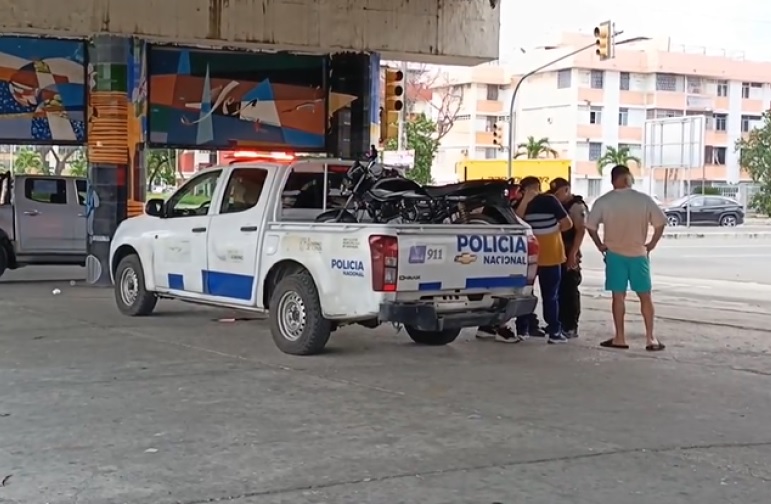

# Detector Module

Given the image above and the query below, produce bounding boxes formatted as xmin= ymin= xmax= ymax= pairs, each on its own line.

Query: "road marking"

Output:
xmin=679 ymin=253 xmax=771 ymax=258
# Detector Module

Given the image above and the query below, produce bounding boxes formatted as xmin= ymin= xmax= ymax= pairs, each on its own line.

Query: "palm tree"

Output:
xmin=514 ymin=136 xmax=559 ymax=159
xmin=596 ymin=146 xmax=641 ymax=175
xmin=13 ymin=148 xmax=45 ymax=174
xmin=68 ymin=149 xmax=88 ymax=177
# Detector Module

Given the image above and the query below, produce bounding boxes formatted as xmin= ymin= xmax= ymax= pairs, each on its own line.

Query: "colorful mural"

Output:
xmin=148 ymin=47 xmax=356 ymax=151
xmin=0 ymin=36 xmax=86 ymax=144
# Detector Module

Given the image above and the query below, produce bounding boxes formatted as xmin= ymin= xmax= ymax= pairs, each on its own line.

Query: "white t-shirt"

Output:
xmin=585 ymin=189 xmax=667 ymax=257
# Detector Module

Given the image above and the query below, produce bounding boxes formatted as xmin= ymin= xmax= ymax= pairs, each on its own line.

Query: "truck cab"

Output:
xmin=0 ymin=173 xmax=87 ymax=277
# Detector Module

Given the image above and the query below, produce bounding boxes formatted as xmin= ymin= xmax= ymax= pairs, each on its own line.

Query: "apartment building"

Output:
xmin=429 ymin=33 xmax=771 ymax=196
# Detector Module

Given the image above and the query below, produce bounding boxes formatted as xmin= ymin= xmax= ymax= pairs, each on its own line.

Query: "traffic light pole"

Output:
xmin=506 ymin=32 xmax=648 ymax=178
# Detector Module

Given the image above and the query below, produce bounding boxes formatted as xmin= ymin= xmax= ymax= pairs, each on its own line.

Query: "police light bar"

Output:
xmin=230 ymin=151 xmax=295 ymax=163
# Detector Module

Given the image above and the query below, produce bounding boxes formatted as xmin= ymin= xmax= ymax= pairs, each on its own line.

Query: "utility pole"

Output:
xmin=506 ymin=30 xmax=648 ymax=178
xmin=397 ymin=61 xmax=407 ymax=151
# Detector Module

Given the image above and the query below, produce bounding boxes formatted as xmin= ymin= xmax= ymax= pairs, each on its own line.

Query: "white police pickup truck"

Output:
xmin=109 ymin=157 xmax=538 ymax=355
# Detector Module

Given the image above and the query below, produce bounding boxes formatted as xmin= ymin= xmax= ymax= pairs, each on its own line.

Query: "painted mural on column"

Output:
xmin=148 ymin=46 xmax=357 ymax=151
xmin=0 ymin=36 xmax=87 ymax=144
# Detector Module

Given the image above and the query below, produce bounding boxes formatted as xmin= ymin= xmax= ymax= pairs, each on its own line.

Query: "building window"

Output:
xmin=686 ymin=77 xmax=703 ymax=94
xmin=714 ymin=114 xmax=727 ymax=131
xmin=484 ymin=148 xmax=497 ymax=159
xmin=741 ymin=82 xmax=750 ymax=99
xmin=455 ymin=114 xmax=471 ymax=121
xmin=646 ymin=109 xmax=655 ymax=120
xmin=619 ymin=72 xmax=630 ymax=91
xmin=741 ymin=115 xmax=761 ymax=133
xmin=618 ymin=108 xmax=629 ymax=126
xmin=587 ymin=179 xmax=602 ymax=198
xmin=589 ymin=106 xmax=602 ymax=124
xmin=486 ymin=84 xmax=499 ymax=101
xmin=717 ymin=80 xmax=728 ymax=97
xmin=655 ymin=73 xmax=677 ymax=91
xmin=485 ymin=116 xmax=497 ymax=132
xmin=590 ymin=70 xmax=604 ymax=89
xmin=588 ymin=142 xmax=603 ymax=161
xmin=655 ymin=109 xmax=682 ymax=119
xmin=557 ymin=69 xmax=572 ymax=89
xmin=705 ymin=146 xmax=727 ymax=165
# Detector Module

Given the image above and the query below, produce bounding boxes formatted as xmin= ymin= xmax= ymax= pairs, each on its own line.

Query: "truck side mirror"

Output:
xmin=145 ymin=198 xmax=164 ymax=217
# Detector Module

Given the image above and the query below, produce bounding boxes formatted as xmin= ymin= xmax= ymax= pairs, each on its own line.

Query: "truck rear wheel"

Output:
xmin=269 ymin=272 xmax=331 ymax=355
xmin=0 ymin=245 xmax=7 ymax=279
xmin=114 ymin=254 xmax=157 ymax=316
xmin=405 ymin=326 xmax=461 ymax=346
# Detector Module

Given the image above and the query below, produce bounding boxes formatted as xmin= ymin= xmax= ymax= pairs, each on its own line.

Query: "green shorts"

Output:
xmin=604 ymin=251 xmax=652 ymax=293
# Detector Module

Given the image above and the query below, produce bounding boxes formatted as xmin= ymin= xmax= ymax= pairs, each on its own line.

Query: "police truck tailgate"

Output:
xmin=394 ymin=225 xmax=531 ymax=293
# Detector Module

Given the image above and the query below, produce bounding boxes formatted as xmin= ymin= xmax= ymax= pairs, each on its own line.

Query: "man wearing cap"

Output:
xmin=548 ymin=177 xmax=588 ymax=338
xmin=585 ymin=165 xmax=668 ymax=351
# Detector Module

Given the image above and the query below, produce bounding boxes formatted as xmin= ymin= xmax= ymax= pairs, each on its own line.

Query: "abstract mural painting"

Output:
xmin=0 ymin=36 xmax=87 ymax=144
xmin=148 ymin=47 xmax=356 ymax=151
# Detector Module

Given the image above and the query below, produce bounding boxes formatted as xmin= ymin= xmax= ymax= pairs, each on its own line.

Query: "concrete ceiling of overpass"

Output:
xmin=0 ymin=0 xmax=500 ymax=65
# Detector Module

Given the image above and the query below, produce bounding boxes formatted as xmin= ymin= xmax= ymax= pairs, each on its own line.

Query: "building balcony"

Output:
xmin=476 ymin=100 xmax=504 ymax=114
xmin=576 ymin=123 xmax=602 ymax=140
xmin=475 ymin=131 xmax=495 ymax=145
xmin=685 ymin=95 xmax=713 ymax=111
xmin=742 ymin=98 xmax=766 ymax=114
xmin=651 ymin=91 xmax=685 ymax=110
xmin=705 ymin=130 xmax=728 ymax=146
xmin=619 ymin=91 xmax=646 ymax=106
xmin=618 ymin=126 xmax=642 ymax=142
xmin=714 ymin=96 xmax=729 ymax=111
xmin=577 ymin=88 xmax=603 ymax=104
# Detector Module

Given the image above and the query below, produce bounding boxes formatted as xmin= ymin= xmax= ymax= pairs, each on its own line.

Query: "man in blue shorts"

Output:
xmin=585 ymin=165 xmax=668 ymax=351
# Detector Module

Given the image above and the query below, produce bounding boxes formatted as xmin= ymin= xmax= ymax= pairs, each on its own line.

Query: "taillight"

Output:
xmin=526 ymin=235 xmax=539 ymax=285
xmin=369 ymin=235 xmax=398 ymax=292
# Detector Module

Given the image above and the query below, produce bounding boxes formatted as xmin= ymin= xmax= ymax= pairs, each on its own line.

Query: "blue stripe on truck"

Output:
xmin=417 ymin=275 xmax=527 ymax=292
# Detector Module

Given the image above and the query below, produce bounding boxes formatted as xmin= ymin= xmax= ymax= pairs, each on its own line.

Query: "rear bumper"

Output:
xmin=379 ymin=295 xmax=538 ymax=331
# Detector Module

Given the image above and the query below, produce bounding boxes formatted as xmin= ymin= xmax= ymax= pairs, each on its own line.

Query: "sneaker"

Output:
xmin=495 ymin=325 xmax=523 ymax=343
xmin=475 ymin=326 xmax=497 ymax=340
xmin=547 ymin=334 xmax=569 ymax=344
xmin=528 ymin=326 xmax=546 ymax=337
xmin=563 ymin=329 xmax=579 ymax=339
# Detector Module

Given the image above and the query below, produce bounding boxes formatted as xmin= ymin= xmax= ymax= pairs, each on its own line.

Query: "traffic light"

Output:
xmin=594 ymin=20 xmax=613 ymax=61
xmin=492 ymin=122 xmax=504 ymax=150
xmin=381 ymin=68 xmax=404 ymax=142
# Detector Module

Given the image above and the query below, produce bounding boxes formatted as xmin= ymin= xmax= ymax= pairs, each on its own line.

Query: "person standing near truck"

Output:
xmin=548 ymin=177 xmax=588 ymax=338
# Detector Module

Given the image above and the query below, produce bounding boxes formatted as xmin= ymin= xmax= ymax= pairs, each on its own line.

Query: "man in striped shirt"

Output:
xmin=513 ymin=176 xmax=574 ymax=344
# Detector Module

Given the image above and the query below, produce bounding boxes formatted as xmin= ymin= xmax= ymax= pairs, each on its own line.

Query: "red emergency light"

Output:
xmin=228 ymin=151 xmax=295 ymax=163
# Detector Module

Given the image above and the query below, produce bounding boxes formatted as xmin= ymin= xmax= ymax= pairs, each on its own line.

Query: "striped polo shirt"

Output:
xmin=519 ymin=194 xmax=568 ymax=266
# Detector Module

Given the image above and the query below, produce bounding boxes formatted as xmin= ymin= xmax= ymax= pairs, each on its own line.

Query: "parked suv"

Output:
xmin=663 ymin=195 xmax=744 ymax=227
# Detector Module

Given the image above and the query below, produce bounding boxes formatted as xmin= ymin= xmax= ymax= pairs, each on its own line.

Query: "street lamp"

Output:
xmin=506 ymin=34 xmax=651 ymax=178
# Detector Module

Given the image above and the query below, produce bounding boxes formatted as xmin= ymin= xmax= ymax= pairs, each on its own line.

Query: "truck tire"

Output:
xmin=269 ymin=272 xmax=332 ymax=355
xmin=405 ymin=326 xmax=461 ymax=346
xmin=114 ymin=254 xmax=158 ymax=316
xmin=0 ymin=245 xmax=7 ymax=279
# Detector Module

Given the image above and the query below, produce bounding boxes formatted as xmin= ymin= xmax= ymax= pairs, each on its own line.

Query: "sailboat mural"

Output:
xmin=148 ymin=47 xmax=356 ymax=150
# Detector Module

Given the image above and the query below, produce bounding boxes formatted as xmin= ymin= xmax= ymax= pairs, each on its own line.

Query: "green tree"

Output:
xmin=514 ymin=136 xmax=558 ymax=159
xmin=68 ymin=149 xmax=88 ymax=177
xmin=385 ymin=114 xmax=438 ymax=185
xmin=736 ymin=110 xmax=771 ymax=216
xmin=34 ymin=146 xmax=79 ymax=174
xmin=596 ymin=145 xmax=641 ymax=175
xmin=146 ymin=149 xmax=179 ymax=189
xmin=14 ymin=148 xmax=45 ymax=174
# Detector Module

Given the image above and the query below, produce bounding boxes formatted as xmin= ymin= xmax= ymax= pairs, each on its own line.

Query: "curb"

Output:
xmin=662 ymin=232 xmax=771 ymax=239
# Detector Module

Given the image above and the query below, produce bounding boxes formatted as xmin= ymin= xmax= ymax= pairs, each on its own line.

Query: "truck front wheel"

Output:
xmin=269 ymin=272 xmax=331 ymax=355
xmin=405 ymin=326 xmax=461 ymax=346
xmin=114 ymin=254 xmax=158 ymax=316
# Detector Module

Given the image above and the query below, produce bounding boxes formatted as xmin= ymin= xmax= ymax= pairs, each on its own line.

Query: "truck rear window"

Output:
xmin=25 ymin=178 xmax=67 ymax=204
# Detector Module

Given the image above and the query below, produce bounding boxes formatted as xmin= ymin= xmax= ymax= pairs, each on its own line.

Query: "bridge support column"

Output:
xmin=327 ymin=53 xmax=379 ymax=158
xmin=85 ymin=35 xmax=130 ymax=286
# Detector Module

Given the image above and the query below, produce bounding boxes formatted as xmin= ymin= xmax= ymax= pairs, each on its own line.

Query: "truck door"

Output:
xmin=204 ymin=167 xmax=269 ymax=305
xmin=15 ymin=177 xmax=73 ymax=253
xmin=151 ymin=170 xmax=222 ymax=294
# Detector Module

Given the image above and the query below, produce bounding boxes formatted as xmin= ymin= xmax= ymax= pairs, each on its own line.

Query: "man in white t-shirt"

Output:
xmin=585 ymin=165 xmax=667 ymax=351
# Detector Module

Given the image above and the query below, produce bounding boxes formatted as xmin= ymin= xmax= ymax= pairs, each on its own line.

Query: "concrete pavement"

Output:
xmin=2 ymin=271 xmax=771 ymax=503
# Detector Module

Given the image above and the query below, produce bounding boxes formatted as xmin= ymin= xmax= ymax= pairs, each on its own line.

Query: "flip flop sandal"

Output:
xmin=600 ymin=339 xmax=629 ymax=349
xmin=646 ymin=343 xmax=666 ymax=352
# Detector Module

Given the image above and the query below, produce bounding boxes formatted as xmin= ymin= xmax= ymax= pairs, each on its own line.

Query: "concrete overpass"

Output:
xmin=1 ymin=0 xmax=500 ymax=64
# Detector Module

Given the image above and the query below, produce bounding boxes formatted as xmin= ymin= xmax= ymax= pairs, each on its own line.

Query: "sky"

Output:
xmin=498 ymin=0 xmax=771 ymax=61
